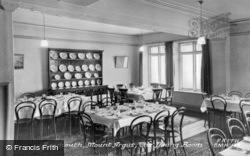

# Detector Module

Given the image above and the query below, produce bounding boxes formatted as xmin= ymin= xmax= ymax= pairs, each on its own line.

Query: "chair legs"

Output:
xmin=16 ymin=122 xmax=34 ymax=140
xmin=40 ymin=119 xmax=57 ymax=140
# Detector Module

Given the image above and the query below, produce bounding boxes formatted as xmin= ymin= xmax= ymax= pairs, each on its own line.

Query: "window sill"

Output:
xmin=174 ymin=90 xmax=202 ymax=95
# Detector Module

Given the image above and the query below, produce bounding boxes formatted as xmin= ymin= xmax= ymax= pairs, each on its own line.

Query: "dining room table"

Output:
xmin=115 ymin=86 xmax=168 ymax=101
xmin=84 ymin=101 xmax=176 ymax=136
xmin=15 ymin=93 xmax=90 ymax=120
xmin=200 ymin=96 xmax=250 ymax=113
xmin=216 ymin=137 xmax=250 ymax=156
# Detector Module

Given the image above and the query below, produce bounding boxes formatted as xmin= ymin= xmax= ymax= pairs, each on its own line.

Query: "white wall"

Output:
xmin=13 ymin=23 xmax=139 ymax=98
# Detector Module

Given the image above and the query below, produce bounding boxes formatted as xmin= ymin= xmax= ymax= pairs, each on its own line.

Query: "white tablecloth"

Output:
xmin=85 ymin=102 xmax=176 ymax=136
xmin=217 ymin=139 xmax=250 ymax=156
xmin=200 ymin=97 xmax=250 ymax=113
xmin=118 ymin=87 xmax=167 ymax=101
xmin=15 ymin=94 xmax=90 ymax=120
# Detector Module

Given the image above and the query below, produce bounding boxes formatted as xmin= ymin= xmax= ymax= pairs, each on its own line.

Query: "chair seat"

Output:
xmin=119 ymin=135 xmax=146 ymax=144
xmin=159 ymin=124 xmax=179 ymax=132
xmin=15 ymin=118 xmax=33 ymax=124
xmin=36 ymin=115 xmax=54 ymax=120
xmin=142 ymin=128 xmax=165 ymax=138
xmin=63 ymin=111 xmax=79 ymax=115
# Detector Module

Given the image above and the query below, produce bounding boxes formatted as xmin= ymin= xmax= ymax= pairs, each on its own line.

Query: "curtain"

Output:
xmin=165 ymin=41 xmax=174 ymax=86
xmin=201 ymin=39 xmax=212 ymax=94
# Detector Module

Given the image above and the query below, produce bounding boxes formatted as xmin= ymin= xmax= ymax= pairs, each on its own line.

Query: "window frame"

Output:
xmin=178 ymin=41 xmax=202 ymax=92
xmin=148 ymin=44 xmax=166 ymax=85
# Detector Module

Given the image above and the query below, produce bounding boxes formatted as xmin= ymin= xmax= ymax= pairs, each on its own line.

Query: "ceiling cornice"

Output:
xmin=135 ymin=0 xmax=216 ymax=17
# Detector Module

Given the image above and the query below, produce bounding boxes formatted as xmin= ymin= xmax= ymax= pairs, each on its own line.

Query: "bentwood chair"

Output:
xmin=228 ymin=91 xmax=242 ymax=98
xmin=143 ymin=110 xmax=170 ymax=156
xmin=38 ymin=99 xmax=57 ymax=140
xmin=80 ymin=113 xmax=109 ymax=155
xmin=15 ymin=101 xmax=36 ymax=140
xmin=117 ymin=115 xmax=153 ymax=156
xmin=245 ymin=92 xmax=250 ymax=98
xmin=64 ymin=96 xmax=83 ymax=136
xmin=118 ymin=88 xmax=133 ymax=104
xmin=207 ymin=128 xmax=227 ymax=156
xmin=146 ymin=88 xmax=163 ymax=103
xmin=209 ymin=96 xmax=228 ymax=130
xmin=82 ymin=101 xmax=98 ymax=112
xmin=160 ymin=86 xmax=174 ymax=106
xmin=239 ymin=99 xmax=250 ymax=135
xmin=107 ymin=87 xmax=116 ymax=105
xmin=101 ymin=97 xmax=112 ymax=108
xmin=92 ymin=88 xmax=107 ymax=106
xmin=162 ymin=107 xmax=187 ymax=156
xmin=20 ymin=92 xmax=36 ymax=99
xmin=226 ymin=117 xmax=246 ymax=140
xmin=82 ymin=101 xmax=105 ymax=131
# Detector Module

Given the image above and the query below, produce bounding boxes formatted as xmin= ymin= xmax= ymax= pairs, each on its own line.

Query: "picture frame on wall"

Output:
xmin=115 ymin=56 xmax=128 ymax=68
xmin=14 ymin=54 xmax=24 ymax=69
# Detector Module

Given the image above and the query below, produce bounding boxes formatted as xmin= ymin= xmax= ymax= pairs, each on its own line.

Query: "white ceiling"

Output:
xmin=166 ymin=0 xmax=250 ymax=20
xmin=13 ymin=8 xmax=154 ymax=36
xmin=8 ymin=0 xmax=250 ymax=36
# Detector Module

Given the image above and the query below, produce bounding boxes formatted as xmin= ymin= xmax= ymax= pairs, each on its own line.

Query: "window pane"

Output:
xmin=160 ymin=46 xmax=165 ymax=53
xmin=180 ymin=43 xmax=193 ymax=52
xmin=150 ymin=56 xmax=159 ymax=83
xmin=150 ymin=47 xmax=158 ymax=54
xmin=196 ymin=54 xmax=202 ymax=90
xmin=196 ymin=43 xmax=202 ymax=51
xmin=182 ymin=54 xmax=193 ymax=89
xmin=160 ymin=55 xmax=166 ymax=84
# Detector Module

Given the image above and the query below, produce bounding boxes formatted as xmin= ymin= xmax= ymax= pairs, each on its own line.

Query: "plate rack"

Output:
xmin=48 ymin=48 xmax=104 ymax=94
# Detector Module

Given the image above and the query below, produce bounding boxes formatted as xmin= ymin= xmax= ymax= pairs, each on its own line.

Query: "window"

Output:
xmin=149 ymin=45 xmax=166 ymax=84
xmin=179 ymin=41 xmax=202 ymax=92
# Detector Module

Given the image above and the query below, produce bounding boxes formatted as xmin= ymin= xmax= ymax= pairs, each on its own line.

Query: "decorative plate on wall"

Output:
xmin=95 ymin=64 xmax=102 ymax=71
xmin=68 ymin=65 xmax=74 ymax=72
xmin=94 ymin=73 xmax=99 ymax=78
xmin=59 ymin=64 xmax=67 ymax=72
xmin=91 ymin=80 xmax=95 ymax=85
xmin=50 ymin=65 xmax=58 ymax=72
xmin=93 ymin=53 xmax=100 ymax=59
xmin=89 ymin=64 xmax=95 ymax=71
xmin=59 ymin=52 xmax=68 ymax=59
xmin=78 ymin=80 xmax=83 ymax=86
xmin=51 ymin=82 xmax=57 ymax=89
xmin=97 ymin=79 xmax=101 ymax=85
xmin=58 ymin=82 xmax=64 ymax=88
xmin=75 ymin=66 xmax=81 ymax=71
xmin=54 ymin=74 xmax=61 ymax=80
xmin=85 ymin=80 xmax=90 ymax=86
xmin=82 ymin=64 xmax=88 ymax=71
xmin=86 ymin=53 xmax=93 ymax=59
xmin=78 ymin=53 xmax=85 ymax=59
xmin=72 ymin=81 xmax=77 ymax=88
xmin=50 ymin=50 xmax=58 ymax=59
xmin=69 ymin=53 xmax=77 ymax=59
xmin=85 ymin=72 xmax=91 ymax=78
xmin=65 ymin=81 xmax=71 ymax=88
xmin=64 ymin=72 xmax=72 ymax=79
xmin=75 ymin=73 xmax=82 ymax=79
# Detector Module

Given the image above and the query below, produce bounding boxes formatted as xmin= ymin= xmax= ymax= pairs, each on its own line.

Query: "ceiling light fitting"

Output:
xmin=41 ymin=14 xmax=48 ymax=47
xmin=139 ymin=29 xmax=144 ymax=52
xmin=197 ymin=0 xmax=206 ymax=45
